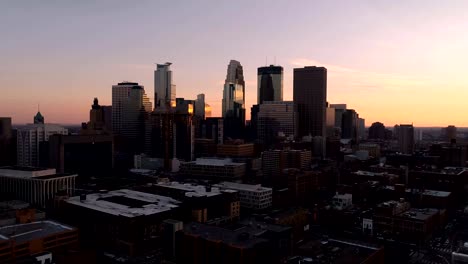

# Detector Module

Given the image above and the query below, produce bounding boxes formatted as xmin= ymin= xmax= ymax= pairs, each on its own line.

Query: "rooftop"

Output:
xmin=187 ymin=158 xmax=245 ymax=166
xmin=0 ymin=167 xmax=76 ymax=179
xmin=215 ymin=182 xmax=272 ymax=192
xmin=0 ymin=220 xmax=74 ymax=244
xmin=66 ymin=189 xmax=180 ymax=218
xmin=398 ymin=208 xmax=439 ymax=221
xmin=155 ymin=181 xmax=228 ymax=198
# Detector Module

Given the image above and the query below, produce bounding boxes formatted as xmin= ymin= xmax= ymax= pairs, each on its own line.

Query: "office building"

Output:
xmin=326 ymin=104 xmax=336 ymax=137
xmin=179 ymin=158 xmax=246 ymax=181
xmin=0 ymin=220 xmax=78 ymax=263
xmin=262 ymin=149 xmax=312 ymax=182
xmin=257 ymin=65 xmax=283 ymax=104
xmin=358 ymin=117 xmax=365 ymax=139
xmin=217 ymin=142 xmax=255 ymax=157
xmin=205 ymin=103 xmax=212 ymax=118
xmin=200 ymin=117 xmax=224 ymax=144
xmin=48 ymin=134 xmax=114 ymax=176
xmin=443 ymin=125 xmax=457 ymax=142
xmin=111 ymin=82 xmax=151 ymax=154
xmin=398 ymin=124 xmax=415 ymax=154
xmin=16 ymin=123 xmax=68 ymax=167
xmin=341 ymin=109 xmax=358 ymax=141
xmin=66 ymin=189 xmax=181 ymax=256
xmin=0 ymin=117 xmax=14 ymax=166
xmin=175 ymin=97 xmax=195 ymax=114
xmin=175 ymin=221 xmax=291 ymax=264
xmin=368 ymin=122 xmax=386 ymax=140
xmin=145 ymin=111 xmax=194 ymax=170
xmin=222 ymin=60 xmax=245 ymax=139
xmin=257 ymin=101 xmax=296 ymax=146
xmin=0 ymin=167 xmax=77 ymax=208
xmin=145 ymin=181 xmax=240 ymax=223
xmin=81 ymin=98 xmax=111 ymax=134
xmin=214 ymin=182 xmax=272 ymax=210
xmin=155 ymin=62 xmax=176 ymax=110
xmin=195 ymin=94 xmax=206 ymax=119
xmin=293 ymin=66 xmax=327 ymax=139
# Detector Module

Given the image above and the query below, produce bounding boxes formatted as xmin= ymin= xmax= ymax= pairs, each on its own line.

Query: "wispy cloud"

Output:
xmin=290 ymin=58 xmax=431 ymax=92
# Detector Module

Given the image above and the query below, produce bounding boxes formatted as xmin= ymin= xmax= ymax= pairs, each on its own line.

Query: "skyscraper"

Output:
xmin=222 ymin=60 xmax=245 ymax=139
xmin=112 ymin=82 xmax=152 ymax=154
xmin=341 ymin=109 xmax=358 ymax=141
xmin=257 ymin=101 xmax=296 ymax=146
xmin=293 ymin=66 xmax=327 ymax=139
xmin=398 ymin=124 xmax=415 ymax=154
xmin=155 ymin=62 xmax=176 ymax=110
xmin=257 ymin=65 xmax=283 ymax=104
xmin=33 ymin=111 xmax=44 ymax=124
xmin=369 ymin=122 xmax=386 ymax=140
xmin=195 ymin=94 xmax=206 ymax=120
xmin=0 ymin=117 xmax=14 ymax=166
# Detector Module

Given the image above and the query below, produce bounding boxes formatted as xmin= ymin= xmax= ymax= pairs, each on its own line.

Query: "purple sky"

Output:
xmin=2 ymin=1 xmax=468 ymax=126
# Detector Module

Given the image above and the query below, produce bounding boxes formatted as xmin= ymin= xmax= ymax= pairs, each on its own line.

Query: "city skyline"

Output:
xmin=3 ymin=1 xmax=468 ymax=126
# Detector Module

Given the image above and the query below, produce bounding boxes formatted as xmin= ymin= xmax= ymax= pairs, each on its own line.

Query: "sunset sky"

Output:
xmin=2 ymin=1 xmax=468 ymax=126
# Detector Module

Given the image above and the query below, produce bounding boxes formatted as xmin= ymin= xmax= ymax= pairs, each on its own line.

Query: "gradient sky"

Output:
xmin=2 ymin=0 xmax=468 ymax=126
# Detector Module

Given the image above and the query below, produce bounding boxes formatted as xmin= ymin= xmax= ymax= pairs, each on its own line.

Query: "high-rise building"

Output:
xmin=17 ymin=123 xmax=68 ymax=167
xmin=154 ymin=62 xmax=176 ymax=110
xmin=175 ymin=98 xmax=194 ymax=114
xmin=326 ymin=104 xmax=336 ymax=137
xmin=369 ymin=122 xmax=386 ymax=140
xmin=33 ymin=111 xmax=44 ymax=124
xmin=257 ymin=65 xmax=283 ymax=104
xmin=443 ymin=125 xmax=457 ymax=142
xmin=341 ymin=109 xmax=358 ymax=141
xmin=293 ymin=66 xmax=327 ymax=139
xmin=262 ymin=149 xmax=312 ymax=185
xmin=204 ymin=103 xmax=212 ymax=118
xmin=0 ymin=117 xmax=14 ymax=166
xmin=145 ymin=111 xmax=194 ymax=170
xmin=222 ymin=60 xmax=245 ymax=139
xmin=257 ymin=101 xmax=296 ymax=146
xmin=195 ymin=94 xmax=205 ymax=120
xmin=358 ymin=117 xmax=366 ymax=140
xmin=111 ymin=82 xmax=151 ymax=154
xmin=330 ymin=104 xmax=346 ymax=132
xmin=398 ymin=124 xmax=415 ymax=154
xmin=81 ymin=98 xmax=112 ymax=135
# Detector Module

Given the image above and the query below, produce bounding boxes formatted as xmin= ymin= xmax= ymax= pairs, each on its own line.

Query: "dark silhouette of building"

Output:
xmin=368 ymin=122 xmax=386 ymax=140
xmin=398 ymin=124 xmax=414 ymax=154
xmin=0 ymin=117 xmax=14 ymax=166
xmin=33 ymin=111 xmax=44 ymax=124
xmin=257 ymin=65 xmax=283 ymax=104
xmin=443 ymin=125 xmax=457 ymax=142
xmin=145 ymin=111 xmax=194 ymax=170
xmin=111 ymin=82 xmax=151 ymax=156
xmin=48 ymin=134 xmax=114 ymax=176
xmin=341 ymin=109 xmax=358 ymax=142
xmin=81 ymin=98 xmax=112 ymax=134
xmin=293 ymin=66 xmax=327 ymax=139
xmin=200 ymin=117 xmax=224 ymax=144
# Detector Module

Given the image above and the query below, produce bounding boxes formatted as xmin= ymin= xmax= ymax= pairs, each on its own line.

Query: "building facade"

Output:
xmin=222 ymin=60 xmax=245 ymax=139
xmin=0 ymin=167 xmax=77 ymax=208
xmin=16 ymin=124 xmax=68 ymax=167
xmin=293 ymin=66 xmax=327 ymax=139
xmin=257 ymin=101 xmax=296 ymax=146
xmin=214 ymin=182 xmax=272 ymax=210
xmin=155 ymin=62 xmax=176 ymax=110
xmin=257 ymin=65 xmax=283 ymax=104
xmin=111 ymin=82 xmax=151 ymax=154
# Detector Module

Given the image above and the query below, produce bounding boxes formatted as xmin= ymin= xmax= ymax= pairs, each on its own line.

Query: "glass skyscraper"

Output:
xmin=222 ymin=60 xmax=245 ymax=139
xmin=155 ymin=62 xmax=176 ymax=110
xmin=257 ymin=65 xmax=283 ymax=104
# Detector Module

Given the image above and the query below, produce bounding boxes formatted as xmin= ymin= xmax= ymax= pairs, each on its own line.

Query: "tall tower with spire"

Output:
xmin=33 ymin=105 xmax=44 ymax=124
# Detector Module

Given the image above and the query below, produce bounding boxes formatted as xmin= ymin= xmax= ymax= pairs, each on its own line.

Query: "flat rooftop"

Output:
xmin=183 ymin=221 xmax=288 ymax=248
xmin=186 ymin=158 xmax=245 ymax=166
xmin=0 ymin=167 xmax=75 ymax=179
xmin=398 ymin=208 xmax=439 ymax=221
xmin=155 ymin=182 xmax=226 ymax=198
xmin=383 ymin=186 xmax=451 ymax=197
xmin=0 ymin=220 xmax=74 ymax=244
xmin=216 ymin=182 xmax=272 ymax=192
xmin=66 ymin=189 xmax=180 ymax=218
